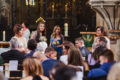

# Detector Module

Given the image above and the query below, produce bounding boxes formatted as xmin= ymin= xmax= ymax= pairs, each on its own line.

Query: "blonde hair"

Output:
xmin=107 ymin=63 xmax=120 ymax=80
xmin=52 ymin=25 xmax=61 ymax=38
xmin=23 ymin=57 xmax=43 ymax=76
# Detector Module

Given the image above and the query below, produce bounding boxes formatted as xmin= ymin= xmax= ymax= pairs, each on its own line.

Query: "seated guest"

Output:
xmin=68 ymin=47 xmax=89 ymax=80
xmin=33 ymin=51 xmax=47 ymax=62
xmin=1 ymin=38 xmax=25 ymax=64
xmin=75 ymin=37 xmax=90 ymax=59
xmin=88 ymin=45 xmax=107 ymax=69
xmin=21 ymin=57 xmax=49 ymax=80
xmin=88 ymin=37 xmax=108 ymax=68
xmin=60 ymin=41 xmax=74 ymax=65
xmin=25 ymin=39 xmax=37 ymax=57
xmin=94 ymin=37 xmax=108 ymax=49
xmin=37 ymin=41 xmax=48 ymax=54
xmin=92 ymin=26 xmax=110 ymax=52
xmin=44 ymin=47 xmax=56 ymax=59
xmin=107 ymin=63 xmax=120 ymax=80
xmin=50 ymin=64 xmax=77 ymax=80
xmin=34 ymin=47 xmax=58 ymax=77
xmin=88 ymin=49 xmax=115 ymax=78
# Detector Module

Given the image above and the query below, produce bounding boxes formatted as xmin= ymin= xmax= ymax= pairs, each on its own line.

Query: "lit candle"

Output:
xmin=52 ymin=4 xmax=55 ymax=12
xmin=3 ymin=30 xmax=5 ymax=41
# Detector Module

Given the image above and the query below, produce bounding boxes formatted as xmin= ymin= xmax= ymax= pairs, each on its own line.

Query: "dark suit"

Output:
xmin=80 ymin=46 xmax=90 ymax=57
xmin=1 ymin=49 xmax=25 ymax=64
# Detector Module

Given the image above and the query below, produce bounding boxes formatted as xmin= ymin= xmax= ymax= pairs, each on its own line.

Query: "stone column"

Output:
xmin=90 ymin=0 xmax=120 ymax=61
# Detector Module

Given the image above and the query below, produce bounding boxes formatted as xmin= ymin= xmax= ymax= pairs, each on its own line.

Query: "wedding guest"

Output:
xmin=44 ymin=47 xmax=57 ymax=59
xmin=21 ymin=57 xmax=49 ymax=80
xmin=50 ymin=64 xmax=77 ymax=80
xmin=68 ymin=47 xmax=89 ymax=80
xmin=50 ymin=25 xmax=64 ymax=58
xmin=88 ymin=45 xmax=107 ymax=69
xmin=33 ymin=47 xmax=58 ymax=77
xmin=31 ymin=21 xmax=47 ymax=43
xmin=1 ymin=38 xmax=25 ymax=64
xmin=42 ymin=47 xmax=58 ymax=77
xmin=88 ymin=49 xmax=115 ymax=78
xmin=92 ymin=26 xmax=110 ymax=52
xmin=10 ymin=24 xmax=27 ymax=52
xmin=60 ymin=41 xmax=74 ymax=65
xmin=21 ymin=21 xmax=30 ymax=41
xmin=75 ymin=37 xmax=90 ymax=59
xmin=25 ymin=39 xmax=37 ymax=57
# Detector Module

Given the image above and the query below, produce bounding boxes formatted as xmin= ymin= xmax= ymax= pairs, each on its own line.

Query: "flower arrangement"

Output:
xmin=39 ymin=36 xmax=47 ymax=42
xmin=52 ymin=40 xmax=60 ymax=45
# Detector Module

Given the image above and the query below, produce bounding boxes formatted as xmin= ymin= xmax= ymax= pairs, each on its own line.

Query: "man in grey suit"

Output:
xmin=75 ymin=37 xmax=90 ymax=60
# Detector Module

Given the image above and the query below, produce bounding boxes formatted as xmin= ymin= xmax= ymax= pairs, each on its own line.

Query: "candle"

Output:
xmin=65 ymin=3 xmax=68 ymax=18
xmin=3 ymin=30 xmax=5 ymax=41
xmin=52 ymin=4 xmax=55 ymax=12
xmin=64 ymin=23 xmax=68 ymax=37
xmin=52 ymin=3 xmax=55 ymax=18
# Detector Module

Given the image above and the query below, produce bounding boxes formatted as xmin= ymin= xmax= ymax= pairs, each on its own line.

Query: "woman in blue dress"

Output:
xmin=50 ymin=25 xmax=64 ymax=54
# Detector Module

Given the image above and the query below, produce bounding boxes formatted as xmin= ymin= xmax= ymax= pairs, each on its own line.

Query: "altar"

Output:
xmin=80 ymin=32 xmax=96 ymax=50
xmin=0 ymin=41 xmax=9 ymax=48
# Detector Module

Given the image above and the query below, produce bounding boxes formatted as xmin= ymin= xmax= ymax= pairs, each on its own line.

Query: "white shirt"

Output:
xmin=60 ymin=55 xmax=68 ymax=65
xmin=74 ymin=66 xmax=84 ymax=80
xmin=10 ymin=36 xmax=27 ymax=50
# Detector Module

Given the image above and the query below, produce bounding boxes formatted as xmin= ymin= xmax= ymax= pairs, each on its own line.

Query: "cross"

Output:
xmin=39 ymin=0 xmax=45 ymax=6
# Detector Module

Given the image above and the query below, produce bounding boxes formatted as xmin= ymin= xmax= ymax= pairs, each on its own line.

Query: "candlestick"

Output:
xmin=3 ymin=30 xmax=5 ymax=41
xmin=52 ymin=3 xmax=55 ymax=18
xmin=65 ymin=4 xmax=67 ymax=12
xmin=65 ymin=3 xmax=68 ymax=18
